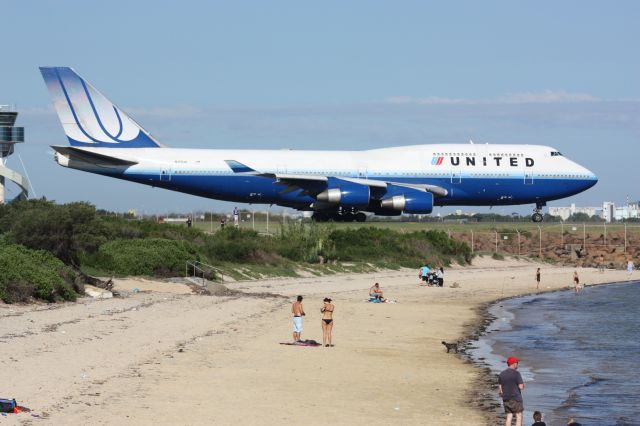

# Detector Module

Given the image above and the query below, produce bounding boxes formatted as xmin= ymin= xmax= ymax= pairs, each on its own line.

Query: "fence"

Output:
xmin=446 ymin=223 xmax=640 ymax=260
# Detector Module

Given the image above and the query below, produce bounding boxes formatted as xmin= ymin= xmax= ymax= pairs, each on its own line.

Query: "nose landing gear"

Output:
xmin=531 ymin=203 xmax=545 ymax=222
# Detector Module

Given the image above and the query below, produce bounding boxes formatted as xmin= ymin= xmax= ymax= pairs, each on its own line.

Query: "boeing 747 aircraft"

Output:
xmin=40 ymin=67 xmax=597 ymax=222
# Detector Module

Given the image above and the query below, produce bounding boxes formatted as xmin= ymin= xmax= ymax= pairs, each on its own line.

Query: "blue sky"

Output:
xmin=2 ymin=1 xmax=639 ymax=215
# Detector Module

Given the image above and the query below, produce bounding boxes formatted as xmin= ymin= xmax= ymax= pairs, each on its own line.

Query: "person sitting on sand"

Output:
xmin=370 ymin=283 xmax=385 ymax=301
xmin=291 ymin=295 xmax=305 ymax=342
xmin=320 ymin=297 xmax=334 ymax=347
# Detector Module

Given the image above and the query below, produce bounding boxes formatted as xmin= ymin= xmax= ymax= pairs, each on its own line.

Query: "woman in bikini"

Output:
xmin=573 ymin=271 xmax=582 ymax=294
xmin=320 ymin=297 xmax=335 ymax=347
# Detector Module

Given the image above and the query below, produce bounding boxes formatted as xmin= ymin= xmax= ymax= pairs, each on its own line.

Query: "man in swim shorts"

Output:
xmin=369 ymin=283 xmax=385 ymax=301
xmin=292 ymin=295 xmax=305 ymax=342
xmin=498 ymin=356 xmax=525 ymax=426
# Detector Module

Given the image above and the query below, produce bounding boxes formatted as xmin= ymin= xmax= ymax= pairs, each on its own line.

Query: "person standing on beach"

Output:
xmin=598 ymin=255 xmax=605 ymax=273
xmin=498 ymin=356 xmax=525 ymax=426
xmin=291 ymin=296 xmax=305 ymax=342
xmin=627 ymin=259 xmax=634 ymax=277
xmin=419 ymin=264 xmax=430 ymax=284
xmin=535 ymin=268 xmax=541 ymax=290
xmin=573 ymin=271 xmax=582 ymax=294
xmin=436 ymin=267 xmax=444 ymax=287
xmin=320 ymin=297 xmax=334 ymax=347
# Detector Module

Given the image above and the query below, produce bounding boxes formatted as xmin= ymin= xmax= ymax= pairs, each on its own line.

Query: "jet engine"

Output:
xmin=316 ymin=181 xmax=370 ymax=209
xmin=379 ymin=188 xmax=433 ymax=214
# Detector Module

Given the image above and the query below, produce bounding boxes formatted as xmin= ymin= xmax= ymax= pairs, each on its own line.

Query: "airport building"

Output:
xmin=610 ymin=201 xmax=640 ymax=222
xmin=548 ymin=203 xmax=600 ymax=221
xmin=0 ymin=105 xmax=28 ymax=203
xmin=550 ymin=201 xmax=640 ymax=222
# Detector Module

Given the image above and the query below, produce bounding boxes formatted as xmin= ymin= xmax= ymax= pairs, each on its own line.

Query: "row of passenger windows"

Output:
xmin=170 ymin=170 xmax=590 ymax=179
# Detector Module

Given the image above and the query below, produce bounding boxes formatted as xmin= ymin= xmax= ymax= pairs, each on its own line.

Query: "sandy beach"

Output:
xmin=0 ymin=257 xmax=633 ymax=425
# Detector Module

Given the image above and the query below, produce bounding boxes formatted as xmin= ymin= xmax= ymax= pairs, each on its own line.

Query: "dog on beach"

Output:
xmin=441 ymin=341 xmax=459 ymax=353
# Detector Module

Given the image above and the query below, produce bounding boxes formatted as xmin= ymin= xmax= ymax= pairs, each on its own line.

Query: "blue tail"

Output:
xmin=39 ymin=67 xmax=161 ymax=148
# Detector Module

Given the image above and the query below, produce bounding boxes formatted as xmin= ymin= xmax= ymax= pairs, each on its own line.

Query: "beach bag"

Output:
xmin=0 ymin=398 xmax=16 ymax=413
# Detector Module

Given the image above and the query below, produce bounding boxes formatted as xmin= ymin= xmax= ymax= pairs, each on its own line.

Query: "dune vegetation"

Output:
xmin=0 ymin=199 xmax=472 ymax=303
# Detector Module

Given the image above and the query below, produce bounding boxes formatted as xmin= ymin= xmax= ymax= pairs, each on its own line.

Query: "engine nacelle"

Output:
xmin=380 ymin=189 xmax=433 ymax=214
xmin=316 ymin=181 xmax=370 ymax=209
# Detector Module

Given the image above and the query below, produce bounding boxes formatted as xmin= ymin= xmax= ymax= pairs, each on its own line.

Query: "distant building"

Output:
xmin=548 ymin=203 xmax=600 ymax=221
xmin=614 ymin=202 xmax=640 ymax=222
xmin=602 ymin=202 xmax=615 ymax=223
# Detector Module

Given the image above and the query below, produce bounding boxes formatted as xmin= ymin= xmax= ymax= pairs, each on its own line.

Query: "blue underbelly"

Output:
xmin=103 ymin=171 xmax=596 ymax=208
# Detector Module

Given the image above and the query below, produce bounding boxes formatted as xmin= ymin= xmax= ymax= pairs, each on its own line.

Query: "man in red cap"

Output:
xmin=498 ymin=356 xmax=525 ymax=426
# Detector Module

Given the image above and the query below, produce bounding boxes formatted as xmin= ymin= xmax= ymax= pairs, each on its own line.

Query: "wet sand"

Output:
xmin=0 ymin=257 xmax=632 ymax=425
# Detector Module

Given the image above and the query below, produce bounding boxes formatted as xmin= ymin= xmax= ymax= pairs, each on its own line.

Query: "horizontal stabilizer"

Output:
xmin=52 ymin=146 xmax=138 ymax=166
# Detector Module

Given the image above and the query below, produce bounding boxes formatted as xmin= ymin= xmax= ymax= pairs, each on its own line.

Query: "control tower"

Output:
xmin=0 ymin=105 xmax=28 ymax=203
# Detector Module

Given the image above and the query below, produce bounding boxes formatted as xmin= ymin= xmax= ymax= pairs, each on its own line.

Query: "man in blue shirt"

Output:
xmin=498 ymin=356 xmax=525 ymax=426
xmin=420 ymin=264 xmax=430 ymax=283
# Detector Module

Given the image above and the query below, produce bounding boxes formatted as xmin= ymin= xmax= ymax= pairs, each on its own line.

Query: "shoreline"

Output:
xmin=1 ymin=258 xmax=637 ymax=424
xmin=460 ymin=278 xmax=635 ymax=423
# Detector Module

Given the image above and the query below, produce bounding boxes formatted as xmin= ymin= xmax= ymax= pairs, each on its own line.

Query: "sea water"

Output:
xmin=470 ymin=281 xmax=640 ymax=425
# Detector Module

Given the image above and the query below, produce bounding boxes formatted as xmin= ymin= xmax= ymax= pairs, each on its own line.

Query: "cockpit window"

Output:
xmin=551 ymin=151 xmax=563 ymax=156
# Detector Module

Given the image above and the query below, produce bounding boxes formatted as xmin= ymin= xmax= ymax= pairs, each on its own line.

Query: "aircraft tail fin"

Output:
xmin=39 ymin=67 xmax=162 ymax=148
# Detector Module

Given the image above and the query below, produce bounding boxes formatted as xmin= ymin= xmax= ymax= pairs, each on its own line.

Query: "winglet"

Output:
xmin=224 ymin=160 xmax=258 ymax=174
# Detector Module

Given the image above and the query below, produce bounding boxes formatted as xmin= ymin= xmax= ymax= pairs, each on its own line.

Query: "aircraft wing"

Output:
xmin=224 ymin=160 xmax=448 ymax=197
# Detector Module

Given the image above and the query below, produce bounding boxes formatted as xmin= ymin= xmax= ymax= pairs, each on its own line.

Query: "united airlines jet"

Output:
xmin=40 ymin=67 xmax=597 ymax=222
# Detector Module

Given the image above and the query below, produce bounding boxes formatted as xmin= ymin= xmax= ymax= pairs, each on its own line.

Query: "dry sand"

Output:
xmin=0 ymin=257 xmax=634 ymax=425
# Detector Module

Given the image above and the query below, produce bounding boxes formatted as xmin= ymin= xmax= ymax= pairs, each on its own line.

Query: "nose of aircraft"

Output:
xmin=581 ymin=166 xmax=598 ymax=190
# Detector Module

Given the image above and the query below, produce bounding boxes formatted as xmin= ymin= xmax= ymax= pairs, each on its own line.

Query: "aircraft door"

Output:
xmin=357 ymin=167 xmax=368 ymax=179
xmin=450 ymin=170 xmax=462 ymax=184
xmin=524 ymin=171 xmax=533 ymax=185
xmin=160 ymin=167 xmax=172 ymax=182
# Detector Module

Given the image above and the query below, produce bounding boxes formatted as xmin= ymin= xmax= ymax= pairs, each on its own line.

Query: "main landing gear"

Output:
xmin=531 ymin=203 xmax=545 ymax=223
xmin=312 ymin=210 xmax=367 ymax=222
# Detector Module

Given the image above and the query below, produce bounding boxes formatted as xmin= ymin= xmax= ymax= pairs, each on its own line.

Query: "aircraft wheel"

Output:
xmin=355 ymin=212 xmax=367 ymax=222
xmin=342 ymin=213 xmax=355 ymax=222
xmin=531 ymin=212 xmax=543 ymax=223
xmin=312 ymin=212 xmax=329 ymax=222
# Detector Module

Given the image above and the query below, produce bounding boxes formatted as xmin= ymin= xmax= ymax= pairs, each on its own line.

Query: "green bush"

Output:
xmin=0 ymin=199 xmax=106 ymax=265
xmin=84 ymin=238 xmax=198 ymax=276
xmin=325 ymin=228 xmax=472 ymax=267
xmin=0 ymin=240 xmax=77 ymax=303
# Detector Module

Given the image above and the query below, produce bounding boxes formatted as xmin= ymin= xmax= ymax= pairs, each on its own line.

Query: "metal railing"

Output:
xmin=185 ymin=260 xmax=224 ymax=286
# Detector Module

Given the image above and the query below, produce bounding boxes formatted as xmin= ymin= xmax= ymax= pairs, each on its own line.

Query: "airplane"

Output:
xmin=40 ymin=67 xmax=598 ymax=223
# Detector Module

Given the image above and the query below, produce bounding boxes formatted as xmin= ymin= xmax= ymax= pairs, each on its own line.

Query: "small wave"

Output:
xmin=614 ymin=416 xmax=636 ymax=426
xmin=521 ymin=297 xmax=546 ymax=306
xmin=560 ymin=391 xmax=579 ymax=409
xmin=568 ymin=375 xmax=608 ymax=393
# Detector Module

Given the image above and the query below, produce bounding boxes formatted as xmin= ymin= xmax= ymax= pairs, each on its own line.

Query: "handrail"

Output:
xmin=185 ymin=260 xmax=224 ymax=285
